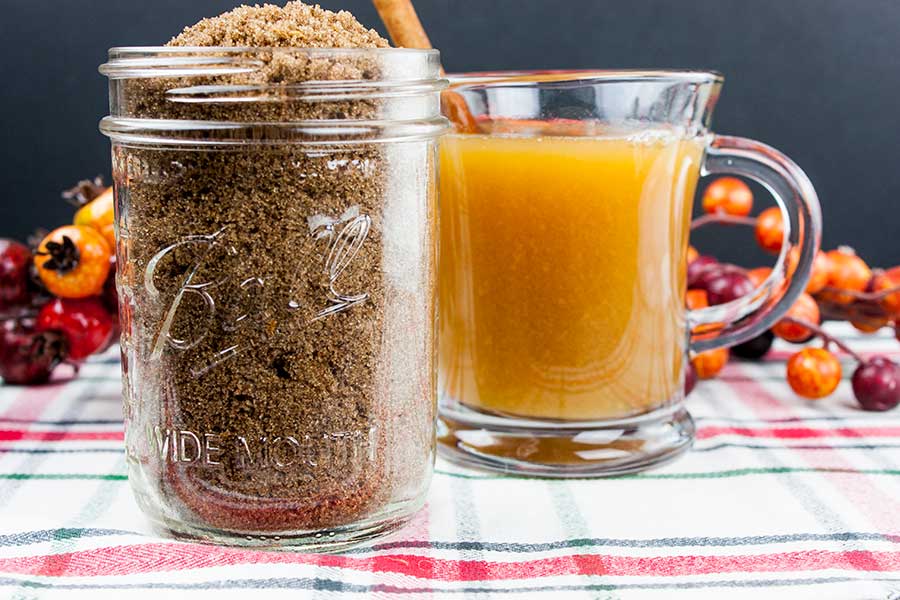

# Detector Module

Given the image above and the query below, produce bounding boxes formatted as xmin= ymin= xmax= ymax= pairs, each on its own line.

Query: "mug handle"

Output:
xmin=689 ymin=135 xmax=822 ymax=353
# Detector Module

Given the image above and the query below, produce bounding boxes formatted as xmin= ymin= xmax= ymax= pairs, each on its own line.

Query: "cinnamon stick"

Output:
xmin=372 ymin=0 xmax=479 ymax=133
xmin=372 ymin=0 xmax=432 ymax=49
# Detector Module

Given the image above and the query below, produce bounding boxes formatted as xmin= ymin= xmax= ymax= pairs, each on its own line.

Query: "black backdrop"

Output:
xmin=2 ymin=0 xmax=898 ymax=266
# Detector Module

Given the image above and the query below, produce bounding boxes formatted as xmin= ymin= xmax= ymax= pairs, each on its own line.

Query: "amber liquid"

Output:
xmin=439 ymin=129 xmax=704 ymax=421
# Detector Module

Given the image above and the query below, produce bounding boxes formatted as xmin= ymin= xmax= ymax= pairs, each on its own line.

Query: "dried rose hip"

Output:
xmin=0 ymin=316 xmax=66 ymax=385
xmin=34 ymin=226 xmax=111 ymax=299
xmin=36 ymin=297 xmax=114 ymax=361
xmin=0 ymin=240 xmax=32 ymax=309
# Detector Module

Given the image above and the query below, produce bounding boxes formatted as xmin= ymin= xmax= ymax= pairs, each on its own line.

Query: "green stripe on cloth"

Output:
xmin=0 ymin=474 xmax=127 ymax=481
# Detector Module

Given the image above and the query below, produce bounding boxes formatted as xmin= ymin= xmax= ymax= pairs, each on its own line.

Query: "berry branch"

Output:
xmin=688 ymin=176 xmax=900 ymax=411
xmin=781 ymin=316 xmax=864 ymax=362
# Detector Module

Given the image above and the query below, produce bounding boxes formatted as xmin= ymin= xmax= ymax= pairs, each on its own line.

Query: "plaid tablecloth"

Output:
xmin=0 ymin=322 xmax=898 ymax=599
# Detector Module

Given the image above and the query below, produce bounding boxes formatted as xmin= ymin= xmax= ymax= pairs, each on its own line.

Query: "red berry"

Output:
xmin=705 ymin=270 xmax=754 ymax=305
xmin=102 ymin=265 xmax=118 ymax=316
xmin=0 ymin=317 xmax=66 ymax=385
xmin=36 ymin=298 xmax=113 ymax=361
xmin=100 ymin=268 xmax=120 ymax=352
xmin=687 ymin=255 xmax=718 ymax=289
xmin=685 ymin=362 xmax=698 ymax=396
xmin=0 ymin=240 xmax=32 ymax=309
xmin=731 ymin=330 xmax=775 ymax=360
xmin=852 ymin=357 xmax=900 ymax=412
xmin=691 ymin=263 xmax=747 ymax=295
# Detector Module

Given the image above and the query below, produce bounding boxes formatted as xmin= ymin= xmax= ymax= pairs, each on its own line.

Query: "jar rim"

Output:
xmin=99 ymin=46 xmax=448 ymax=144
xmin=101 ymin=46 xmax=442 ymax=82
xmin=101 ymin=46 xmax=441 ymax=79
xmin=107 ymin=46 xmax=441 ymax=56
xmin=99 ymin=117 xmax=449 ymax=146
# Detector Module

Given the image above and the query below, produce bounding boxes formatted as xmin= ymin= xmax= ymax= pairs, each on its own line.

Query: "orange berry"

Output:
xmin=685 ymin=289 xmax=709 ymax=310
xmin=851 ymin=318 xmax=888 ymax=334
xmin=702 ymin=177 xmax=753 ymax=216
xmin=872 ymin=266 xmax=900 ymax=316
xmin=686 ymin=290 xmax=724 ymax=334
xmin=34 ymin=225 xmax=111 ymax=299
xmin=99 ymin=223 xmax=116 ymax=252
xmin=686 ymin=245 xmax=699 ymax=265
xmin=806 ymin=251 xmax=831 ymax=295
xmin=692 ymin=347 xmax=729 ymax=379
xmin=754 ymin=207 xmax=783 ymax=254
xmin=821 ymin=247 xmax=871 ymax=305
xmin=786 ymin=348 xmax=841 ymax=399
xmin=786 ymin=249 xmax=830 ymax=295
xmin=746 ymin=267 xmax=772 ymax=288
xmin=773 ymin=292 xmax=820 ymax=343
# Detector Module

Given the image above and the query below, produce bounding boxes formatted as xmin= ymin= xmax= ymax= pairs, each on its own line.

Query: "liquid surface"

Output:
xmin=439 ymin=131 xmax=703 ymax=420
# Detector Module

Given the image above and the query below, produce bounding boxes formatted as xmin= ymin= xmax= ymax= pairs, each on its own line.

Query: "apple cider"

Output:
xmin=439 ymin=129 xmax=705 ymax=421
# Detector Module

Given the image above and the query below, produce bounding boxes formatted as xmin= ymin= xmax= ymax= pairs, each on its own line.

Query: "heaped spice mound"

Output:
xmin=168 ymin=2 xmax=389 ymax=48
xmin=122 ymin=2 xmax=391 ymax=122
xmin=117 ymin=2 xmax=435 ymax=538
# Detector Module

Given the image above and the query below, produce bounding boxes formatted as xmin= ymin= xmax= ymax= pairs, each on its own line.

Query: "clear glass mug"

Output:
xmin=438 ymin=71 xmax=821 ymax=476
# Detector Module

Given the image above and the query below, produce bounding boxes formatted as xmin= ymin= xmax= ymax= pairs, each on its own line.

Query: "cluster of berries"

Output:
xmin=687 ymin=177 xmax=900 ymax=412
xmin=0 ymin=179 xmax=118 ymax=384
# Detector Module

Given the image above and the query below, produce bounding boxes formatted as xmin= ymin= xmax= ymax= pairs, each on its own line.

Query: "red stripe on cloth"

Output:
xmin=0 ymin=385 xmax=66 ymax=422
xmin=5 ymin=426 xmax=899 ymax=444
xmin=6 ymin=545 xmax=900 ymax=579
xmin=0 ymin=430 xmax=123 ymax=442
xmin=728 ymin=366 xmax=900 ymax=536
xmin=697 ymin=426 xmax=900 ymax=440
xmin=3 ymin=425 xmax=899 ymax=444
xmin=0 ymin=385 xmax=70 ymax=471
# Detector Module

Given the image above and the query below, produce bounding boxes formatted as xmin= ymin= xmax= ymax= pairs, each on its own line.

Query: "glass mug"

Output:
xmin=438 ymin=71 xmax=821 ymax=476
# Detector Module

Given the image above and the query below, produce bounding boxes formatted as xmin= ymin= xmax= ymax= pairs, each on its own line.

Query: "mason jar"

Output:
xmin=99 ymin=47 xmax=447 ymax=550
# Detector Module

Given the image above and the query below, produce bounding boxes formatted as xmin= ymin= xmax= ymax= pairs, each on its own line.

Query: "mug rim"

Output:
xmin=447 ymin=69 xmax=723 ymax=86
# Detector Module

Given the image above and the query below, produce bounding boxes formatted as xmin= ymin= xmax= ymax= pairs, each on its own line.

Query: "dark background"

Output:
xmin=2 ymin=0 xmax=898 ymax=266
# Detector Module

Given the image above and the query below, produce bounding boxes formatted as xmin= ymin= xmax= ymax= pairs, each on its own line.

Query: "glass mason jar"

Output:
xmin=99 ymin=47 xmax=447 ymax=550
